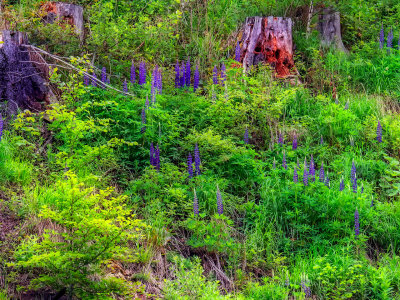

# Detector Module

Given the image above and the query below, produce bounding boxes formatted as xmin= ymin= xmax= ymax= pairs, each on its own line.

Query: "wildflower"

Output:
xmin=344 ymin=101 xmax=349 ymax=110
xmin=361 ymin=183 xmax=364 ymax=194
xmin=220 ymin=63 xmax=226 ymax=86
xmin=319 ymin=162 xmax=325 ymax=182
xmin=351 ymin=160 xmax=356 ymax=185
xmin=370 ymin=196 xmax=374 ymax=207
xmin=213 ymin=66 xmax=218 ymax=85
xmin=145 ymin=95 xmax=150 ymax=109
xmin=150 ymin=143 xmax=155 ymax=166
xmin=101 ymin=67 xmax=107 ymax=85
xmin=320 ymin=135 xmax=323 ymax=145
xmin=282 ymin=151 xmax=287 ymax=169
xmin=325 ymin=176 xmax=330 ymax=188
xmin=350 ymin=136 xmax=354 ymax=147
xmin=216 ymin=185 xmax=223 ymax=215
xmin=303 ymin=159 xmax=309 ymax=186
xmin=292 ymin=134 xmax=297 ymax=150
xmin=301 ymin=279 xmax=312 ymax=298
xmin=387 ymin=28 xmax=393 ymax=49
xmin=193 ymin=65 xmax=200 ymax=92
xmin=273 ymin=158 xmax=276 ymax=169
xmin=83 ymin=73 xmax=90 ymax=86
xmin=155 ymin=145 xmax=160 ymax=171
xmin=180 ymin=62 xmax=185 ymax=88
xmin=340 ymin=177 xmax=344 ymax=191
xmin=91 ymin=72 xmax=97 ymax=87
xmin=244 ymin=128 xmax=249 ymax=144
xmin=151 ymin=66 xmax=158 ymax=101
xmin=141 ymin=108 xmax=146 ymax=133
xmin=175 ymin=61 xmax=180 ymax=88
xmin=293 ymin=167 xmax=298 ymax=183
xmin=235 ymin=41 xmax=241 ymax=62
xmin=377 ymin=120 xmax=382 ymax=143
xmin=309 ymin=155 xmax=315 ymax=182
xmin=185 ymin=59 xmax=191 ymax=87
xmin=193 ymin=188 xmax=199 ymax=216
xmin=194 ymin=143 xmax=201 ymax=176
xmin=354 ymin=208 xmax=360 ymax=238
xmin=379 ymin=24 xmax=385 ymax=49
xmin=157 ymin=69 xmax=163 ymax=94
xmin=138 ymin=61 xmax=146 ymax=85
xmin=278 ymin=132 xmax=283 ymax=145
xmin=130 ymin=63 xmax=136 ymax=84
xmin=0 ymin=114 xmax=3 ymax=141
xmin=123 ymin=79 xmax=128 ymax=94
xmin=187 ymin=153 xmax=194 ymax=179
xmin=352 ymin=174 xmax=357 ymax=193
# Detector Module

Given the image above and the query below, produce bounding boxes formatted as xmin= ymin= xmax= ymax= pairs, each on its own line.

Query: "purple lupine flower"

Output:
xmin=193 ymin=65 xmax=200 ymax=92
xmin=83 ymin=73 xmax=90 ymax=86
xmin=194 ymin=143 xmax=201 ymax=176
xmin=325 ymin=176 xmax=330 ymax=188
xmin=130 ymin=63 xmax=136 ymax=84
xmin=193 ymin=188 xmax=199 ymax=216
xmin=301 ymin=280 xmax=312 ymax=298
xmin=151 ymin=65 xmax=158 ymax=101
xmin=278 ymin=132 xmax=283 ymax=145
xmin=352 ymin=174 xmax=357 ymax=193
xmin=351 ymin=160 xmax=356 ymax=185
xmin=0 ymin=114 xmax=3 ymax=142
xmin=319 ymin=162 xmax=325 ymax=182
xmin=309 ymin=155 xmax=315 ymax=182
xmin=155 ymin=145 xmax=160 ymax=171
xmin=273 ymin=158 xmax=276 ymax=169
xmin=157 ymin=69 xmax=162 ymax=95
xmin=377 ymin=120 xmax=382 ymax=143
xmin=91 ymin=72 xmax=97 ymax=87
xmin=361 ymin=183 xmax=364 ymax=194
xmin=101 ymin=67 xmax=107 ymax=84
xmin=387 ymin=28 xmax=394 ymax=49
xmin=188 ymin=153 xmax=193 ymax=179
xmin=379 ymin=24 xmax=385 ymax=49
xmin=370 ymin=197 xmax=374 ymax=207
xmin=150 ymin=143 xmax=155 ymax=166
xmin=293 ymin=167 xmax=298 ymax=183
xmin=123 ymin=79 xmax=128 ymax=95
xmin=292 ymin=134 xmax=297 ymax=150
xmin=220 ymin=63 xmax=226 ymax=86
xmin=354 ymin=208 xmax=360 ymax=238
xmin=320 ymin=135 xmax=323 ymax=145
xmin=216 ymin=185 xmax=223 ymax=215
xmin=398 ymin=32 xmax=400 ymax=50
xmin=138 ymin=61 xmax=146 ymax=86
xmin=235 ymin=41 xmax=241 ymax=62
xmin=344 ymin=101 xmax=349 ymax=110
xmin=303 ymin=159 xmax=309 ymax=186
xmin=285 ymin=274 xmax=290 ymax=287
xmin=175 ymin=61 xmax=180 ymax=88
xmin=282 ymin=151 xmax=287 ymax=169
xmin=141 ymin=108 xmax=146 ymax=134
xmin=244 ymin=128 xmax=249 ymax=144
xmin=340 ymin=177 xmax=344 ymax=191
xmin=213 ymin=66 xmax=218 ymax=85
xmin=185 ymin=59 xmax=191 ymax=87
xmin=145 ymin=95 xmax=150 ymax=109
xmin=180 ymin=62 xmax=185 ymax=88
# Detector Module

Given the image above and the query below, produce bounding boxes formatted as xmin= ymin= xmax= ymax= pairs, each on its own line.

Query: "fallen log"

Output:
xmin=0 ymin=30 xmax=48 ymax=114
xmin=239 ymin=16 xmax=297 ymax=78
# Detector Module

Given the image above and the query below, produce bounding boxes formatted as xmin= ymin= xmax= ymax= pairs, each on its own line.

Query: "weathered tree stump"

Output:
xmin=239 ymin=16 xmax=296 ymax=78
xmin=317 ymin=7 xmax=348 ymax=52
xmin=0 ymin=31 xmax=48 ymax=115
xmin=41 ymin=2 xmax=84 ymax=41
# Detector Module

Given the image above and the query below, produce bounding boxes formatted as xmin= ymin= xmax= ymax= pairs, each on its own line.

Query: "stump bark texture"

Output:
xmin=318 ymin=8 xmax=347 ymax=52
xmin=240 ymin=16 xmax=296 ymax=77
xmin=42 ymin=2 xmax=84 ymax=40
xmin=0 ymin=31 xmax=48 ymax=114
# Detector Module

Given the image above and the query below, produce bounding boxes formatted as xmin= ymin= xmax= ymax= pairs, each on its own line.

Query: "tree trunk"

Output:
xmin=41 ymin=2 xmax=84 ymax=41
xmin=240 ymin=16 xmax=296 ymax=78
xmin=318 ymin=7 xmax=348 ymax=52
xmin=0 ymin=30 xmax=48 ymax=115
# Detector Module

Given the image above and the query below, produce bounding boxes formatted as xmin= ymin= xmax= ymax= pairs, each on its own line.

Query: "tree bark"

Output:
xmin=0 ymin=31 xmax=48 ymax=115
xmin=41 ymin=2 xmax=84 ymax=41
xmin=240 ymin=16 xmax=296 ymax=78
xmin=318 ymin=7 xmax=348 ymax=52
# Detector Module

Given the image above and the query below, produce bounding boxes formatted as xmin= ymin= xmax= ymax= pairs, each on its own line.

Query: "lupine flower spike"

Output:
xmin=216 ymin=185 xmax=223 ymax=215
xmin=123 ymin=79 xmax=128 ymax=95
xmin=175 ymin=61 xmax=180 ymax=88
xmin=188 ymin=153 xmax=193 ymax=179
xmin=370 ymin=196 xmax=374 ymax=207
xmin=309 ymin=155 xmax=315 ymax=182
xmin=387 ymin=28 xmax=394 ymax=51
xmin=91 ymin=72 xmax=97 ymax=87
xmin=319 ymin=162 xmax=325 ymax=182
xmin=83 ymin=73 xmax=90 ymax=86
xmin=101 ymin=67 xmax=107 ymax=87
xmin=293 ymin=167 xmax=298 ymax=183
xmin=193 ymin=65 xmax=200 ymax=92
xmin=303 ymin=158 xmax=309 ymax=186
xmin=220 ymin=63 xmax=226 ymax=86
xmin=282 ymin=151 xmax=287 ymax=169
xmin=139 ymin=61 xmax=146 ymax=85
xmin=213 ymin=66 xmax=218 ymax=85
xmin=180 ymin=62 xmax=185 ymax=88
xmin=379 ymin=24 xmax=385 ymax=49
xmin=145 ymin=95 xmax=150 ymax=109
xmin=352 ymin=174 xmax=357 ymax=193
xmin=141 ymin=108 xmax=146 ymax=134
xmin=278 ymin=132 xmax=283 ymax=145
xmin=354 ymin=208 xmax=360 ymax=238
xmin=150 ymin=143 xmax=155 ymax=166
xmin=292 ymin=134 xmax=297 ymax=150
xmin=377 ymin=120 xmax=382 ymax=143
xmin=185 ymin=59 xmax=191 ymax=87
xmin=155 ymin=145 xmax=160 ymax=171
xmin=340 ymin=177 xmax=344 ymax=191
xmin=235 ymin=41 xmax=241 ymax=62
xmin=194 ymin=143 xmax=201 ymax=176
xmin=325 ymin=175 xmax=330 ymax=188
xmin=361 ymin=183 xmax=364 ymax=194
xmin=130 ymin=63 xmax=136 ymax=84
xmin=344 ymin=101 xmax=349 ymax=110
xmin=0 ymin=114 xmax=3 ymax=142
xmin=320 ymin=135 xmax=323 ymax=145
xmin=244 ymin=128 xmax=249 ymax=144
xmin=193 ymin=188 xmax=199 ymax=216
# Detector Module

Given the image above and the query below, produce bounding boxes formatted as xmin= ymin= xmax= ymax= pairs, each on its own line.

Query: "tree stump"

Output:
xmin=317 ymin=7 xmax=348 ymax=52
xmin=0 ymin=30 xmax=48 ymax=115
xmin=239 ymin=16 xmax=296 ymax=78
xmin=41 ymin=2 xmax=84 ymax=41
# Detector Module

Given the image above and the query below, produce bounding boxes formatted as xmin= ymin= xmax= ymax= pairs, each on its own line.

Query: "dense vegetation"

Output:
xmin=1 ymin=0 xmax=400 ymax=299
